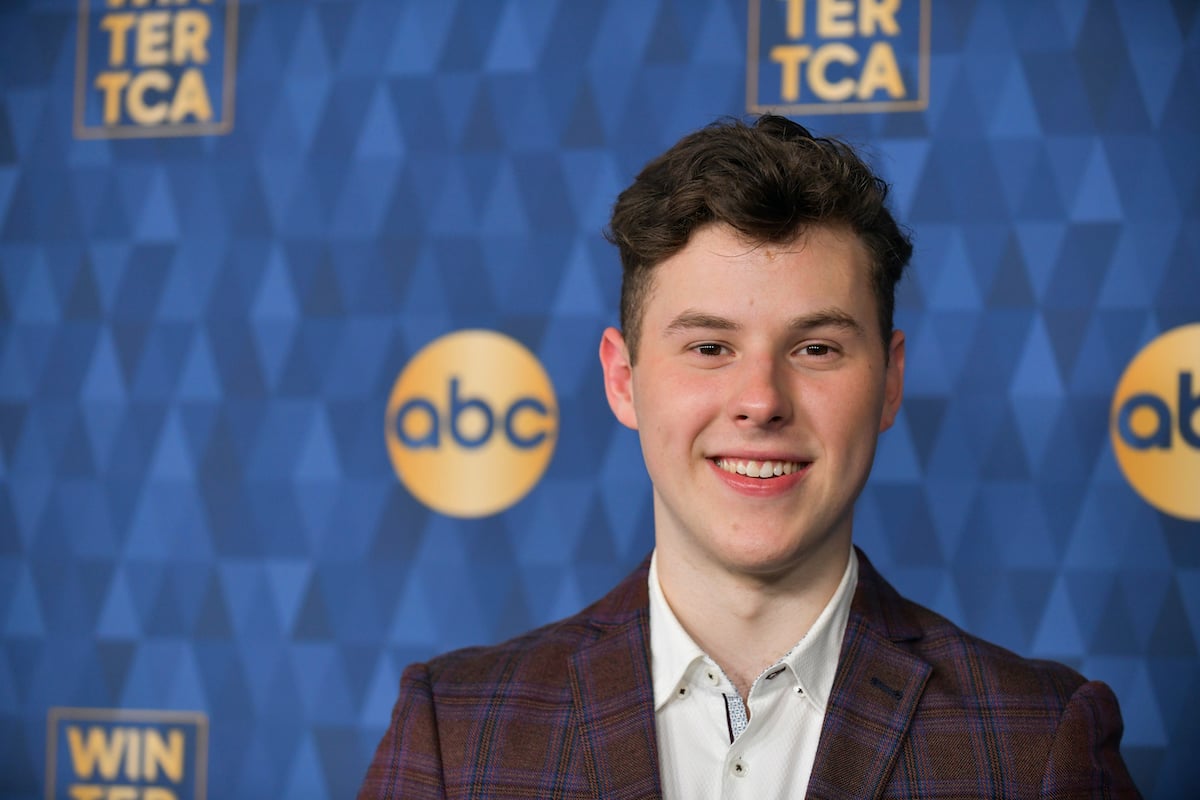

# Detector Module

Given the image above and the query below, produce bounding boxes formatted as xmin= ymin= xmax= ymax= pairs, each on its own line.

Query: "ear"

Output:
xmin=599 ymin=327 xmax=639 ymax=430
xmin=879 ymin=329 xmax=905 ymax=433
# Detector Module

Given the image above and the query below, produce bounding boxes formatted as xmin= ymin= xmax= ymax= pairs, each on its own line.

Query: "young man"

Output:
xmin=359 ymin=115 xmax=1140 ymax=799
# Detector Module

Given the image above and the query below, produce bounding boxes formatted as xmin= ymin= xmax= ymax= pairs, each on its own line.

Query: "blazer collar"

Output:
xmin=568 ymin=558 xmax=663 ymax=799
xmin=565 ymin=551 xmax=933 ymax=800
xmin=806 ymin=548 xmax=933 ymax=799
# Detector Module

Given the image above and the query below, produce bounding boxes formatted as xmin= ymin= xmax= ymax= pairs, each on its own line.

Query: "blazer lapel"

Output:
xmin=806 ymin=552 xmax=933 ymax=800
xmin=568 ymin=606 xmax=663 ymax=800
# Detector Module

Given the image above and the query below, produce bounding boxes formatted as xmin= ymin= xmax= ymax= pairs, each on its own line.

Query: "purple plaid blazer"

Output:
xmin=358 ymin=550 xmax=1140 ymax=799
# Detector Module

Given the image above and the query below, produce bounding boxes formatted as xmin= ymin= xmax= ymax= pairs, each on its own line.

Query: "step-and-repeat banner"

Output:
xmin=2 ymin=0 xmax=1198 ymax=797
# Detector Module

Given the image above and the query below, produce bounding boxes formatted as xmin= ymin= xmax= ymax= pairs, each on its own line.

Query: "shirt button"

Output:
xmin=731 ymin=757 xmax=748 ymax=777
xmin=705 ymin=670 xmax=719 ymax=686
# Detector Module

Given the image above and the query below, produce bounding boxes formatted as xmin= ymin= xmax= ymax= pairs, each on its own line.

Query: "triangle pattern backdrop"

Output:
xmin=2 ymin=0 xmax=1199 ymax=797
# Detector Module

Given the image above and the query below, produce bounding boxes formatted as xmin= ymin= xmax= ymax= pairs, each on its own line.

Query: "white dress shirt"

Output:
xmin=648 ymin=550 xmax=858 ymax=799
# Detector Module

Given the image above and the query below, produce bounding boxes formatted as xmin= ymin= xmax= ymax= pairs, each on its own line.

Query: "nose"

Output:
xmin=728 ymin=354 xmax=793 ymax=427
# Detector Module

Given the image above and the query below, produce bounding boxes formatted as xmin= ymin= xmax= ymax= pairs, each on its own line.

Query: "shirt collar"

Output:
xmin=647 ymin=549 xmax=858 ymax=714
xmin=648 ymin=552 xmax=710 ymax=711
xmin=774 ymin=549 xmax=858 ymax=712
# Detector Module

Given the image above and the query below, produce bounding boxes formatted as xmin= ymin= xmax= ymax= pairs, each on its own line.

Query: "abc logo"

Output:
xmin=1110 ymin=323 xmax=1200 ymax=521
xmin=384 ymin=330 xmax=558 ymax=518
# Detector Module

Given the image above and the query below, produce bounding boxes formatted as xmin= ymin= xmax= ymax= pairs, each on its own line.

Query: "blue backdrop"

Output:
xmin=2 ymin=0 xmax=1198 ymax=797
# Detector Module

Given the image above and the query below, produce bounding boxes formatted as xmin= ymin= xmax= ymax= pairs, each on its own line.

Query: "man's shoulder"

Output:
xmin=908 ymin=595 xmax=1086 ymax=699
xmin=854 ymin=550 xmax=1088 ymax=705
xmin=415 ymin=557 xmax=652 ymax=690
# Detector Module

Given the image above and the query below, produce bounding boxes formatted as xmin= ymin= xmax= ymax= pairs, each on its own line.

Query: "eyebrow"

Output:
xmin=664 ymin=308 xmax=866 ymax=336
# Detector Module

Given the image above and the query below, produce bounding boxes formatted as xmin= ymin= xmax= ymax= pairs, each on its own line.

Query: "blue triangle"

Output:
xmin=1120 ymin=16 xmax=1181 ymax=125
xmin=81 ymin=330 xmax=127 ymax=402
xmin=872 ymin=413 xmax=922 ymax=481
xmin=1014 ymin=223 xmax=1066 ymax=302
xmin=360 ymin=655 xmax=401 ymax=725
xmin=0 ymin=167 xmax=18 ymax=245
xmin=1010 ymin=315 xmax=1065 ymax=396
xmin=879 ymin=139 xmax=931 ymax=219
xmin=427 ymin=162 xmax=476 ymax=235
xmin=479 ymin=160 xmax=528 ymax=234
xmin=283 ymin=734 xmax=329 ymax=800
xmin=221 ymin=563 xmax=284 ymax=638
xmin=96 ymin=569 xmax=141 ymax=638
xmin=332 ymin=160 xmax=397 ymax=237
xmin=166 ymin=647 xmax=208 ymax=710
xmin=239 ymin=0 xmax=286 ymax=78
xmin=1044 ymin=138 xmax=1093 ymax=210
xmin=119 ymin=642 xmax=171 ymax=704
xmin=134 ymin=169 xmax=180 ymax=242
xmin=253 ymin=320 xmax=298 ymax=395
xmin=1053 ymin=0 xmax=1088 ymax=43
xmin=88 ymin=243 xmax=131 ymax=314
xmin=517 ymin=479 xmax=593 ymax=566
xmin=551 ymin=243 xmax=605 ymax=316
xmin=929 ymin=573 xmax=966 ymax=628
xmin=3 ymin=88 xmax=45 ymax=156
xmin=355 ymin=86 xmax=405 ymax=159
xmin=485 ymin=2 xmax=536 ymax=71
xmin=258 ymin=148 xmax=304 ymax=230
xmin=899 ymin=319 xmax=952 ymax=394
xmin=295 ymin=483 xmax=339 ymax=548
xmin=1070 ymin=144 xmax=1123 ymax=222
xmin=287 ymin=6 xmax=333 ymax=76
xmin=125 ymin=492 xmax=176 ymax=559
xmin=1009 ymin=396 xmax=1063 ymax=469
xmin=1065 ymin=316 xmax=1120 ymax=394
xmin=434 ymin=74 xmax=481 ymax=147
xmin=4 ymin=567 xmax=44 ymax=636
xmin=155 ymin=238 xmax=217 ymax=320
xmin=177 ymin=331 xmax=223 ymax=401
xmin=283 ymin=77 xmax=332 ymax=156
xmin=253 ymin=247 xmax=300 ymax=321
xmin=921 ymin=482 xmax=969 ymax=563
xmin=1122 ymin=664 xmax=1169 ymax=747
xmin=14 ymin=252 xmax=58 ymax=323
xmin=314 ymin=652 xmax=356 ymax=720
xmin=1031 ymin=576 xmax=1085 ymax=658
xmin=989 ymin=62 xmax=1042 ymax=137
xmin=389 ymin=574 xmax=437 ymax=646
xmin=1098 ymin=224 xmax=1168 ymax=307
xmin=264 ymin=560 xmax=313 ymax=634
xmin=294 ymin=411 xmax=341 ymax=481
xmin=693 ymin=0 xmax=742 ymax=64
xmin=148 ymin=411 xmax=194 ymax=481
xmin=930 ymin=233 xmax=983 ymax=310
xmin=385 ymin=2 xmax=454 ymax=74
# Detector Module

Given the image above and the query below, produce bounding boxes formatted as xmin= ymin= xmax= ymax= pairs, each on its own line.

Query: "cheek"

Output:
xmin=634 ymin=371 xmax=718 ymax=437
xmin=807 ymin=378 xmax=885 ymax=440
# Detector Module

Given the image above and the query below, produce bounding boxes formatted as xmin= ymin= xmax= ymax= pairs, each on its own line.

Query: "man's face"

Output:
xmin=600 ymin=223 xmax=904 ymax=583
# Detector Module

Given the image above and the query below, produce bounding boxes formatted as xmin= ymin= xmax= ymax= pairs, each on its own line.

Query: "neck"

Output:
xmin=654 ymin=538 xmax=852 ymax=699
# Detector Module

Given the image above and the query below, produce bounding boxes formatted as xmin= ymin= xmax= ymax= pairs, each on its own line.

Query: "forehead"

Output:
xmin=641 ymin=224 xmax=876 ymax=322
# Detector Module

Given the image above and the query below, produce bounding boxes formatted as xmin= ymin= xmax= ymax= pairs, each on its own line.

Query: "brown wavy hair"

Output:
xmin=606 ymin=114 xmax=912 ymax=360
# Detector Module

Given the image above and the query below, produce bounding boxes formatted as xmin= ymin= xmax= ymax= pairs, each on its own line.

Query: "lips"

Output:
xmin=713 ymin=457 xmax=808 ymax=479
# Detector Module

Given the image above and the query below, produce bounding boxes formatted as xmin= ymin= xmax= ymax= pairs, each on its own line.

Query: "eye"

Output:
xmin=804 ymin=344 xmax=831 ymax=356
xmin=693 ymin=343 xmax=728 ymax=357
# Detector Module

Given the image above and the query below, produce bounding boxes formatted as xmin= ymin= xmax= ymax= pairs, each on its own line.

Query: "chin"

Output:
xmin=715 ymin=524 xmax=845 ymax=575
xmin=716 ymin=541 xmax=811 ymax=577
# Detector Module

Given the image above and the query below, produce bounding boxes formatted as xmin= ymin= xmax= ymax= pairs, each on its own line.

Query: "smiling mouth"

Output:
xmin=714 ymin=458 xmax=808 ymax=479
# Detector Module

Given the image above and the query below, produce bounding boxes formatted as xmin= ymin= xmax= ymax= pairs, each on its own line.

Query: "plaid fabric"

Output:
xmin=358 ymin=551 xmax=1141 ymax=799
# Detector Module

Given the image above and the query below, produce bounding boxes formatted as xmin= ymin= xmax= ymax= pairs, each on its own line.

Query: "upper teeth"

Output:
xmin=716 ymin=458 xmax=803 ymax=478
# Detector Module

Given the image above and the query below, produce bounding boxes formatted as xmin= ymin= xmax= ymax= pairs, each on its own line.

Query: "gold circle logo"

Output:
xmin=1110 ymin=323 xmax=1200 ymax=521
xmin=384 ymin=330 xmax=558 ymax=518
